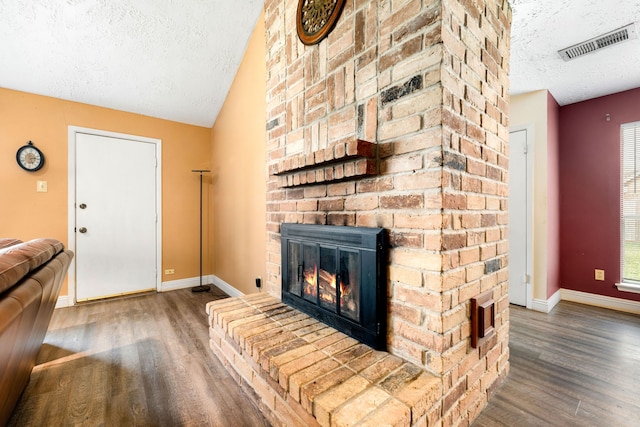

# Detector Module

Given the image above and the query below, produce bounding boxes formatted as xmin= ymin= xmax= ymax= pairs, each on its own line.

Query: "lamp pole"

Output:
xmin=192 ymin=169 xmax=211 ymax=292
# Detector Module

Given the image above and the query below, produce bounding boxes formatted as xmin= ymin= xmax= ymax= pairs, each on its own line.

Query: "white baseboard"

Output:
xmin=561 ymin=289 xmax=640 ymax=315
xmin=55 ymin=295 xmax=70 ymax=309
xmin=161 ymin=275 xmax=214 ymax=292
xmin=211 ymin=275 xmax=244 ymax=297
xmin=531 ymin=289 xmax=561 ymax=313
xmin=55 ymin=275 xmax=243 ymax=307
xmin=161 ymin=274 xmax=243 ymax=297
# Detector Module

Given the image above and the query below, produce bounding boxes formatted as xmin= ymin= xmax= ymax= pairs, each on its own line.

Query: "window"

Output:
xmin=621 ymin=121 xmax=640 ymax=283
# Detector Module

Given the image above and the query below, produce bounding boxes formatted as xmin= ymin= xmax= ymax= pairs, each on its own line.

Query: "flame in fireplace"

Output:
xmin=302 ymin=265 xmax=356 ymax=315
xmin=340 ymin=280 xmax=350 ymax=297
xmin=304 ymin=265 xmax=317 ymax=288
xmin=319 ymin=268 xmax=337 ymax=305
xmin=303 ymin=265 xmax=317 ymax=297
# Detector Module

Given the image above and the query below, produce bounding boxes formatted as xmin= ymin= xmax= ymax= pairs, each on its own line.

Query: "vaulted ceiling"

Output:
xmin=1 ymin=0 xmax=638 ymax=127
xmin=0 ymin=0 xmax=264 ymax=127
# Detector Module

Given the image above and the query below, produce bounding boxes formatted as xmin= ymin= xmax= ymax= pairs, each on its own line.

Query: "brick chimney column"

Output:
xmin=264 ymin=0 xmax=512 ymax=424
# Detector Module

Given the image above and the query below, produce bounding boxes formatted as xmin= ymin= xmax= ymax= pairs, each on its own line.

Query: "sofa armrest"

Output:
xmin=0 ymin=239 xmax=22 ymax=250
xmin=0 ymin=239 xmax=64 ymax=295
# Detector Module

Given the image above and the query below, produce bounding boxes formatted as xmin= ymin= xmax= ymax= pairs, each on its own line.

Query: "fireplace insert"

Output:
xmin=281 ymin=223 xmax=387 ymax=350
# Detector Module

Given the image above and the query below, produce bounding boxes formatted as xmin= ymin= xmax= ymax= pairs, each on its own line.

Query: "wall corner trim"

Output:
xmin=531 ymin=289 xmax=561 ymax=313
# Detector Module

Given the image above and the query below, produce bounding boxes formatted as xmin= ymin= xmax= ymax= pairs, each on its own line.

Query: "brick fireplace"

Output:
xmin=213 ymin=0 xmax=512 ymax=425
xmin=262 ymin=0 xmax=512 ymax=424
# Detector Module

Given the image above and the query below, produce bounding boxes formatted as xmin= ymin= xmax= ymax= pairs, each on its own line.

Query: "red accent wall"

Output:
xmin=559 ymin=87 xmax=640 ymax=301
xmin=547 ymin=92 xmax=561 ymax=298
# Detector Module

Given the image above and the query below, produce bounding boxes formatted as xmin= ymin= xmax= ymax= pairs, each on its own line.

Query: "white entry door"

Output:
xmin=508 ymin=129 xmax=530 ymax=306
xmin=75 ymin=132 xmax=158 ymax=301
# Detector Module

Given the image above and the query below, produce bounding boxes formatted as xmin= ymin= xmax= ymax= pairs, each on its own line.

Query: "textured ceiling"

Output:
xmin=510 ymin=0 xmax=640 ymax=105
xmin=1 ymin=1 xmax=638 ymax=127
xmin=0 ymin=0 xmax=264 ymax=127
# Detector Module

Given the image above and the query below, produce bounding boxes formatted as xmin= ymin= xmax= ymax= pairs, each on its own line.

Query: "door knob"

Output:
xmin=79 ymin=203 xmax=87 ymax=209
xmin=79 ymin=227 xmax=87 ymax=233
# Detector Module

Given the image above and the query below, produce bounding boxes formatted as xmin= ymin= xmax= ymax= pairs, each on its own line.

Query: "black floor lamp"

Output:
xmin=192 ymin=169 xmax=211 ymax=293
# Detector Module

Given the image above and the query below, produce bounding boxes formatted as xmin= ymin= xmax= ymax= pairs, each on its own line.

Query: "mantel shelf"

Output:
xmin=269 ymin=138 xmax=377 ymax=188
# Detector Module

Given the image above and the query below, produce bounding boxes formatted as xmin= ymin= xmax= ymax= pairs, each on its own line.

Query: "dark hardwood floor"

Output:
xmin=474 ymin=301 xmax=640 ymax=427
xmin=8 ymin=287 xmax=270 ymax=427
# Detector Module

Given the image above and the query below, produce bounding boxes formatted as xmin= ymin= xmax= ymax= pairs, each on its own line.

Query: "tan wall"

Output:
xmin=0 ymin=88 xmax=211 ymax=295
xmin=510 ymin=90 xmax=549 ymax=302
xmin=210 ymin=11 xmax=267 ymax=294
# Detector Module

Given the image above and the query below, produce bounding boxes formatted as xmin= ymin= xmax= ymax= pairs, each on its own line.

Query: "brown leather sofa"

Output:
xmin=0 ymin=238 xmax=73 ymax=426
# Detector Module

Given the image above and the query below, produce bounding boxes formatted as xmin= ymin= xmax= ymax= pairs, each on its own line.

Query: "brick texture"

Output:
xmin=262 ymin=0 xmax=512 ymax=425
xmin=208 ymin=295 xmax=441 ymax=427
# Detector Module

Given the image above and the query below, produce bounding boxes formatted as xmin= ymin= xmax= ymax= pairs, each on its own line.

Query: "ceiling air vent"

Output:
xmin=558 ymin=23 xmax=637 ymax=61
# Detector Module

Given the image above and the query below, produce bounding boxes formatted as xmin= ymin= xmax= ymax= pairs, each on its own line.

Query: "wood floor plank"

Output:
xmin=7 ymin=287 xmax=270 ymax=427
xmin=473 ymin=301 xmax=640 ymax=427
xmin=11 ymin=291 xmax=638 ymax=426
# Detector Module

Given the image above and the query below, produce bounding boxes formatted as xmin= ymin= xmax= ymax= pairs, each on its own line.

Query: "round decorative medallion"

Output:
xmin=296 ymin=0 xmax=346 ymax=45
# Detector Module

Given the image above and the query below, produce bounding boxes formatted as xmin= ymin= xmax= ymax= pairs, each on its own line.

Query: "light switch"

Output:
xmin=37 ymin=181 xmax=48 ymax=193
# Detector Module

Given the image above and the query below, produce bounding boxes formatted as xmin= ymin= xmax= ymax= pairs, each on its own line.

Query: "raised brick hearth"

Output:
xmin=208 ymin=294 xmax=441 ymax=426
xmin=256 ymin=0 xmax=512 ymax=425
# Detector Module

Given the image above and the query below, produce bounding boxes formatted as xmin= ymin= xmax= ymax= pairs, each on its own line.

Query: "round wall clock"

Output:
xmin=297 ymin=0 xmax=346 ymax=45
xmin=16 ymin=141 xmax=45 ymax=172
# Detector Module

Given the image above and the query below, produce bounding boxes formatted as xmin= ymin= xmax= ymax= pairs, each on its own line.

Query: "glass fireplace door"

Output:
xmin=318 ymin=246 xmax=337 ymax=311
xmin=339 ymin=249 xmax=360 ymax=321
xmin=286 ymin=241 xmax=302 ymax=296
xmin=302 ymin=243 xmax=319 ymax=302
xmin=280 ymin=223 xmax=386 ymax=350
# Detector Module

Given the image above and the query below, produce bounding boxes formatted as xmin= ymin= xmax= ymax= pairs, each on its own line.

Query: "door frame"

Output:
xmin=509 ymin=125 xmax=533 ymax=309
xmin=67 ymin=126 xmax=162 ymax=305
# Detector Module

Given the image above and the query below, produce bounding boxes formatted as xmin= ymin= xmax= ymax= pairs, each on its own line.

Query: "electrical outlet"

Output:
xmin=37 ymin=180 xmax=48 ymax=193
xmin=255 ymin=277 xmax=262 ymax=288
xmin=165 ymin=269 xmax=175 ymax=275
xmin=595 ymin=269 xmax=605 ymax=281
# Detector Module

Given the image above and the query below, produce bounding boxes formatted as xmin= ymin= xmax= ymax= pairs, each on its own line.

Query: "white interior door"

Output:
xmin=75 ymin=133 xmax=157 ymax=301
xmin=508 ymin=129 xmax=530 ymax=306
